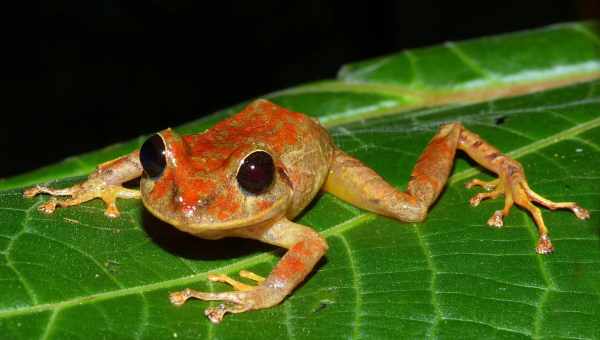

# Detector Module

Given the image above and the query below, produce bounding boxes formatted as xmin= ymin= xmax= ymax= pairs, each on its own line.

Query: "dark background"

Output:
xmin=7 ymin=1 xmax=599 ymax=178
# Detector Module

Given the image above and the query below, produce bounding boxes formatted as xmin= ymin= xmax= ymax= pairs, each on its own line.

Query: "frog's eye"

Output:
xmin=237 ymin=150 xmax=275 ymax=194
xmin=140 ymin=134 xmax=167 ymax=179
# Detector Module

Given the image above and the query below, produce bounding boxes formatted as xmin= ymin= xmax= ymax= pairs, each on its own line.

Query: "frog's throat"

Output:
xmin=141 ymin=194 xmax=290 ymax=237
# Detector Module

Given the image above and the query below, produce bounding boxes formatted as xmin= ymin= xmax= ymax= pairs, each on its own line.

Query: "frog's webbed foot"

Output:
xmin=169 ymin=221 xmax=328 ymax=323
xmin=466 ymin=163 xmax=590 ymax=254
xmin=23 ymin=152 xmax=143 ymax=218
xmin=24 ymin=179 xmax=140 ymax=218
xmin=169 ymin=271 xmax=266 ymax=323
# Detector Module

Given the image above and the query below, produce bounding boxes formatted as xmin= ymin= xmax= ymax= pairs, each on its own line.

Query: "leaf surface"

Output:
xmin=1 ymin=22 xmax=600 ymax=339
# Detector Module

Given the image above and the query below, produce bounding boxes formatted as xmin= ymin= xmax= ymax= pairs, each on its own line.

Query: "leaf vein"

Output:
xmin=413 ymin=224 xmax=441 ymax=338
xmin=335 ymin=234 xmax=362 ymax=339
xmin=5 ymin=202 xmax=41 ymax=305
xmin=442 ymin=316 xmax=531 ymax=337
xmin=32 ymin=232 xmax=125 ymax=289
xmin=445 ymin=42 xmax=494 ymax=80
xmin=135 ymin=293 xmax=149 ymax=340
xmin=40 ymin=309 xmax=59 ymax=340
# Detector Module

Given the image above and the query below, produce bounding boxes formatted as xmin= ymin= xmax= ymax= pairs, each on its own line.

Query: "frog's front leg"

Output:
xmin=169 ymin=218 xmax=328 ymax=323
xmin=24 ymin=151 xmax=143 ymax=217
xmin=324 ymin=123 xmax=589 ymax=254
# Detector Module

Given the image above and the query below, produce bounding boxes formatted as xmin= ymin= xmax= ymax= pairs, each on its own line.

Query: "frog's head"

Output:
xmin=138 ymin=128 xmax=293 ymax=237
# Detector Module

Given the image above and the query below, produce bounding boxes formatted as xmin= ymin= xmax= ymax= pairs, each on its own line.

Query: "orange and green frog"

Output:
xmin=24 ymin=99 xmax=590 ymax=323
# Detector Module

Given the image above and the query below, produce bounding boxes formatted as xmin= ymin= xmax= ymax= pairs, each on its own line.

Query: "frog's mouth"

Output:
xmin=141 ymin=183 xmax=292 ymax=238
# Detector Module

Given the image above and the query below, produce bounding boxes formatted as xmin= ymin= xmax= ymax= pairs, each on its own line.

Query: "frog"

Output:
xmin=24 ymin=99 xmax=590 ymax=323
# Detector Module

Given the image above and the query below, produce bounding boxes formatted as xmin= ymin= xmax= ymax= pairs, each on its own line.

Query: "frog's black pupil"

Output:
xmin=140 ymin=134 xmax=167 ymax=179
xmin=237 ymin=151 xmax=275 ymax=194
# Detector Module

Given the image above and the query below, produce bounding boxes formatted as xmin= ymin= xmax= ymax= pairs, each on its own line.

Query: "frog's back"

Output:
xmin=186 ymin=99 xmax=335 ymax=218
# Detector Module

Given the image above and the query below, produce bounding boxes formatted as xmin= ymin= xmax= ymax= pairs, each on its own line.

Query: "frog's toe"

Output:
xmin=572 ymin=205 xmax=590 ymax=220
xmin=23 ymin=186 xmax=41 ymax=198
xmin=465 ymin=178 xmax=499 ymax=191
xmin=536 ymin=235 xmax=555 ymax=254
xmin=24 ymin=184 xmax=77 ymax=199
xmin=38 ymin=198 xmax=58 ymax=214
xmin=102 ymin=200 xmax=121 ymax=218
xmin=469 ymin=190 xmax=503 ymax=207
xmin=208 ymin=273 xmax=254 ymax=292
xmin=170 ymin=288 xmax=219 ymax=306
xmin=205 ymin=305 xmax=228 ymax=323
xmin=239 ymin=270 xmax=266 ymax=283
xmin=38 ymin=197 xmax=86 ymax=214
xmin=207 ymin=270 xmax=265 ymax=292
xmin=466 ymin=177 xmax=504 ymax=207
xmin=169 ymin=288 xmax=193 ymax=306
xmin=487 ymin=210 xmax=505 ymax=228
xmin=169 ymin=288 xmax=246 ymax=306
xmin=520 ymin=182 xmax=590 ymax=220
xmin=205 ymin=303 xmax=251 ymax=324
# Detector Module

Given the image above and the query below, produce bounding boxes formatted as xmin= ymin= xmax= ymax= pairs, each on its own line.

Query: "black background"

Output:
xmin=7 ymin=1 xmax=599 ymax=178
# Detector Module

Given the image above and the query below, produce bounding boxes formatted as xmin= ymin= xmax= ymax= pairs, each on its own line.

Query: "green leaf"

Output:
xmin=2 ymin=22 xmax=600 ymax=339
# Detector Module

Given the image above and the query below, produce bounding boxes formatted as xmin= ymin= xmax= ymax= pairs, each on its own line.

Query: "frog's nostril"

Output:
xmin=140 ymin=134 xmax=167 ymax=179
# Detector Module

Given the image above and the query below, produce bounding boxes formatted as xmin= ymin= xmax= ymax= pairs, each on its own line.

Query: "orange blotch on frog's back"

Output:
xmin=183 ymin=100 xmax=306 ymax=168
xmin=282 ymin=122 xmax=298 ymax=144
xmin=193 ymin=156 xmax=227 ymax=172
xmin=185 ymin=134 xmax=230 ymax=155
xmin=261 ymin=120 xmax=299 ymax=153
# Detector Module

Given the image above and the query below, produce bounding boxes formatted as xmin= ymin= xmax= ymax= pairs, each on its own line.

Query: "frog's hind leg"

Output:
xmin=323 ymin=123 xmax=464 ymax=223
xmin=465 ymin=178 xmax=500 ymax=191
xmin=324 ymin=122 xmax=590 ymax=254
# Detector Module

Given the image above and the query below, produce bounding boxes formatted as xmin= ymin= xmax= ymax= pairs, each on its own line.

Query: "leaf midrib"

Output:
xmin=3 ymin=113 xmax=599 ymax=320
xmin=276 ymin=73 xmax=600 ymax=127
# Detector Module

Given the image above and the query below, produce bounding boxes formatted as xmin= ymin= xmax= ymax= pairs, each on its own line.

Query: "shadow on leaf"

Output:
xmin=141 ymin=208 xmax=275 ymax=261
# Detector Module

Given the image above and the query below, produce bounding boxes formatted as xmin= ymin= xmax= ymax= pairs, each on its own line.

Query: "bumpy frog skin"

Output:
xmin=25 ymin=99 xmax=590 ymax=323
